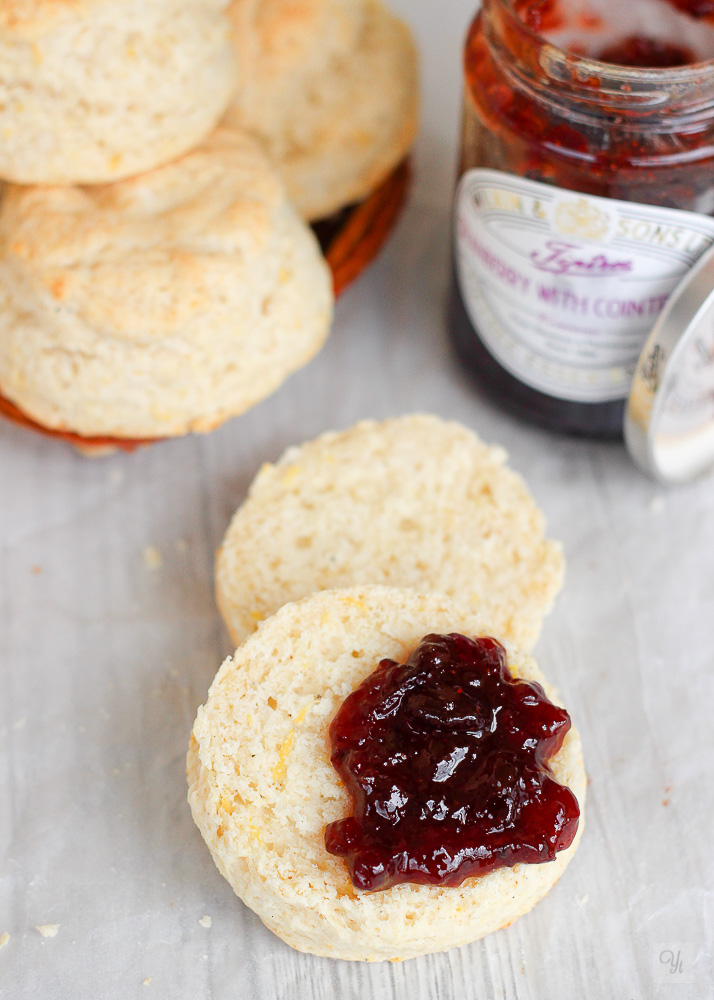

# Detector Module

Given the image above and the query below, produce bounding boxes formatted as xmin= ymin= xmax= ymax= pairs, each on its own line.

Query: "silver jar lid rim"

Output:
xmin=625 ymin=242 xmax=714 ymax=484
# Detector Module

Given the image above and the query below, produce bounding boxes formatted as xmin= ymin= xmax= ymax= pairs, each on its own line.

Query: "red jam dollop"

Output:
xmin=325 ymin=634 xmax=580 ymax=892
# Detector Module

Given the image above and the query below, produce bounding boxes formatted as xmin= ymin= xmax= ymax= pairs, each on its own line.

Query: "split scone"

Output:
xmin=187 ymin=586 xmax=585 ymax=962
xmin=0 ymin=0 xmax=238 ymax=184
xmin=224 ymin=0 xmax=419 ymax=220
xmin=0 ymin=128 xmax=333 ymax=442
xmin=216 ymin=415 xmax=564 ymax=652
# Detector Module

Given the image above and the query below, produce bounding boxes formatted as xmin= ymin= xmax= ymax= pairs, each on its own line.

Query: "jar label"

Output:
xmin=454 ymin=169 xmax=714 ymax=402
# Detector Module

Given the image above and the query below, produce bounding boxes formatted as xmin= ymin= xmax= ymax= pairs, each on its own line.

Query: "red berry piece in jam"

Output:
xmin=325 ymin=634 xmax=580 ymax=892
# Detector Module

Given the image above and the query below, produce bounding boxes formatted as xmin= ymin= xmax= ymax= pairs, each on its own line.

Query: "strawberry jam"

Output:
xmin=325 ymin=634 xmax=579 ymax=892
xmin=451 ymin=0 xmax=714 ymax=437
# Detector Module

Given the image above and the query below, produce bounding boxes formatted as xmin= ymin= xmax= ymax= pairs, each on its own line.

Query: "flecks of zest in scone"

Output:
xmin=219 ymin=795 xmax=234 ymax=815
xmin=341 ymin=596 xmax=367 ymax=613
xmin=272 ymin=731 xmax=295 ymax=784
xmin=280 ymin=464 xmax=301 ymax=488
xmin=50 ymin=276 xmax=66 ymax=300
xmin=294 ymin=699 xmax=315 ymax=725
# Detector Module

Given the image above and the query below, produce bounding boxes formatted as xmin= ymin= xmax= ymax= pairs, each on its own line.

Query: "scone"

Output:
xmin=187 ymin=586 xmax=586 ymax=961
xmin=216 ymin=415 xmax=564 ymax=652
xmin=224 ymin=0 xmax=419 ymax=220
xmin=0 ymin=128 xmax=333 ymax=442
xmin=0 ymin=0 xmax=238 ymax=184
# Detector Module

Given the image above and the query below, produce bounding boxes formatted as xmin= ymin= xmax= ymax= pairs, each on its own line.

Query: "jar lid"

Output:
xmin=625 ymin=242 xmax=714 ymax=484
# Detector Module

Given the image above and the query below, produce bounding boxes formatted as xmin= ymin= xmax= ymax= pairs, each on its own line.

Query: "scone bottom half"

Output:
xmin=187 ymin=586 xmax=585 ymax=962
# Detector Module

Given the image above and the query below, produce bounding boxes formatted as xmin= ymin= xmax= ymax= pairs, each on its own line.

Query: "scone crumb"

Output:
xmin=142 ymin=546 xmax=163 ymax=570
xmin=35 ymin=924 xmax=59 ymax=938
xmin=143 ymin=977 xmax=151 ymax=986
xmin=198 ymin=915 xmax=212 ymax=928
xmin=0 ymin=933 xmax=9 ymax=949
xmin=12 ymin=717 xmax=26 ymax=730
xmin=576 ymin=894 xmax=589 ymax=906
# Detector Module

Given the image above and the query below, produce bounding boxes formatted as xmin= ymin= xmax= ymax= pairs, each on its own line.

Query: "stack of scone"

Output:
xmin=0 ymin=0 xmax=419 ymax=452
xmin=189 ymin=415 xmax=586 ymax=961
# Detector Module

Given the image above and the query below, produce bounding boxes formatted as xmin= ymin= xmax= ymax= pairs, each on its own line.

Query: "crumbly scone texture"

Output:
xmin=0 ymin=128 xmax=333 ymax=439
xmin=224 ymin=0 xmax=419 ymax=220
xmin=216 ymin=414 xmax=564 ymax=652
xmin=187 ymin=586 xmax=586 ymax=962
xmin=0 ymin=0 xmax=238 ymax=184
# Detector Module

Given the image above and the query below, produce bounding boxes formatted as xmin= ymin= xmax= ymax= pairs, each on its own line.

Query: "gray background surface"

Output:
xmin=1 ymin=2 xmax=712 ymax=996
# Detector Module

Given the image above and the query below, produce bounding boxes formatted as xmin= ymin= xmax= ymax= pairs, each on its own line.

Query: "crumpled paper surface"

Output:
xmin=1 ymin=2 xmax=712 ymax=997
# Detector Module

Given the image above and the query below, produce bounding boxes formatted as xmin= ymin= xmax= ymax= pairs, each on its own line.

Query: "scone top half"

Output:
xmin=216 ymin=414 xmax=564 ymax=653
xmin=187 ymin=586 xmax=586 ymax=962
xmin=0 ymin=128 xmax=333 ymax=440
xmin=0 ymin=0 xmax=238 ymax=184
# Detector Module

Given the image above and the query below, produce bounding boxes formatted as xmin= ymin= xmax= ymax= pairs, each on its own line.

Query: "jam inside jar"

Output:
xmin=451 ymin=0 xmax=714 ymax=437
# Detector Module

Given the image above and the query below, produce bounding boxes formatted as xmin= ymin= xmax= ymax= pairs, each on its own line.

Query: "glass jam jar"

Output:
xmin=450 ymin=0 xmax=714 ymax=437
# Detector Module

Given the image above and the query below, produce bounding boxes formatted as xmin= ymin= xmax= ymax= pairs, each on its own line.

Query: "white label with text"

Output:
xmin=455 ymin=169 xmax=714 ymax=402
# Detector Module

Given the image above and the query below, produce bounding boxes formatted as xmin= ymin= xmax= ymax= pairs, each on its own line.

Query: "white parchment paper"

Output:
xmin=1 ymin=2 xmax=713 ymax=997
